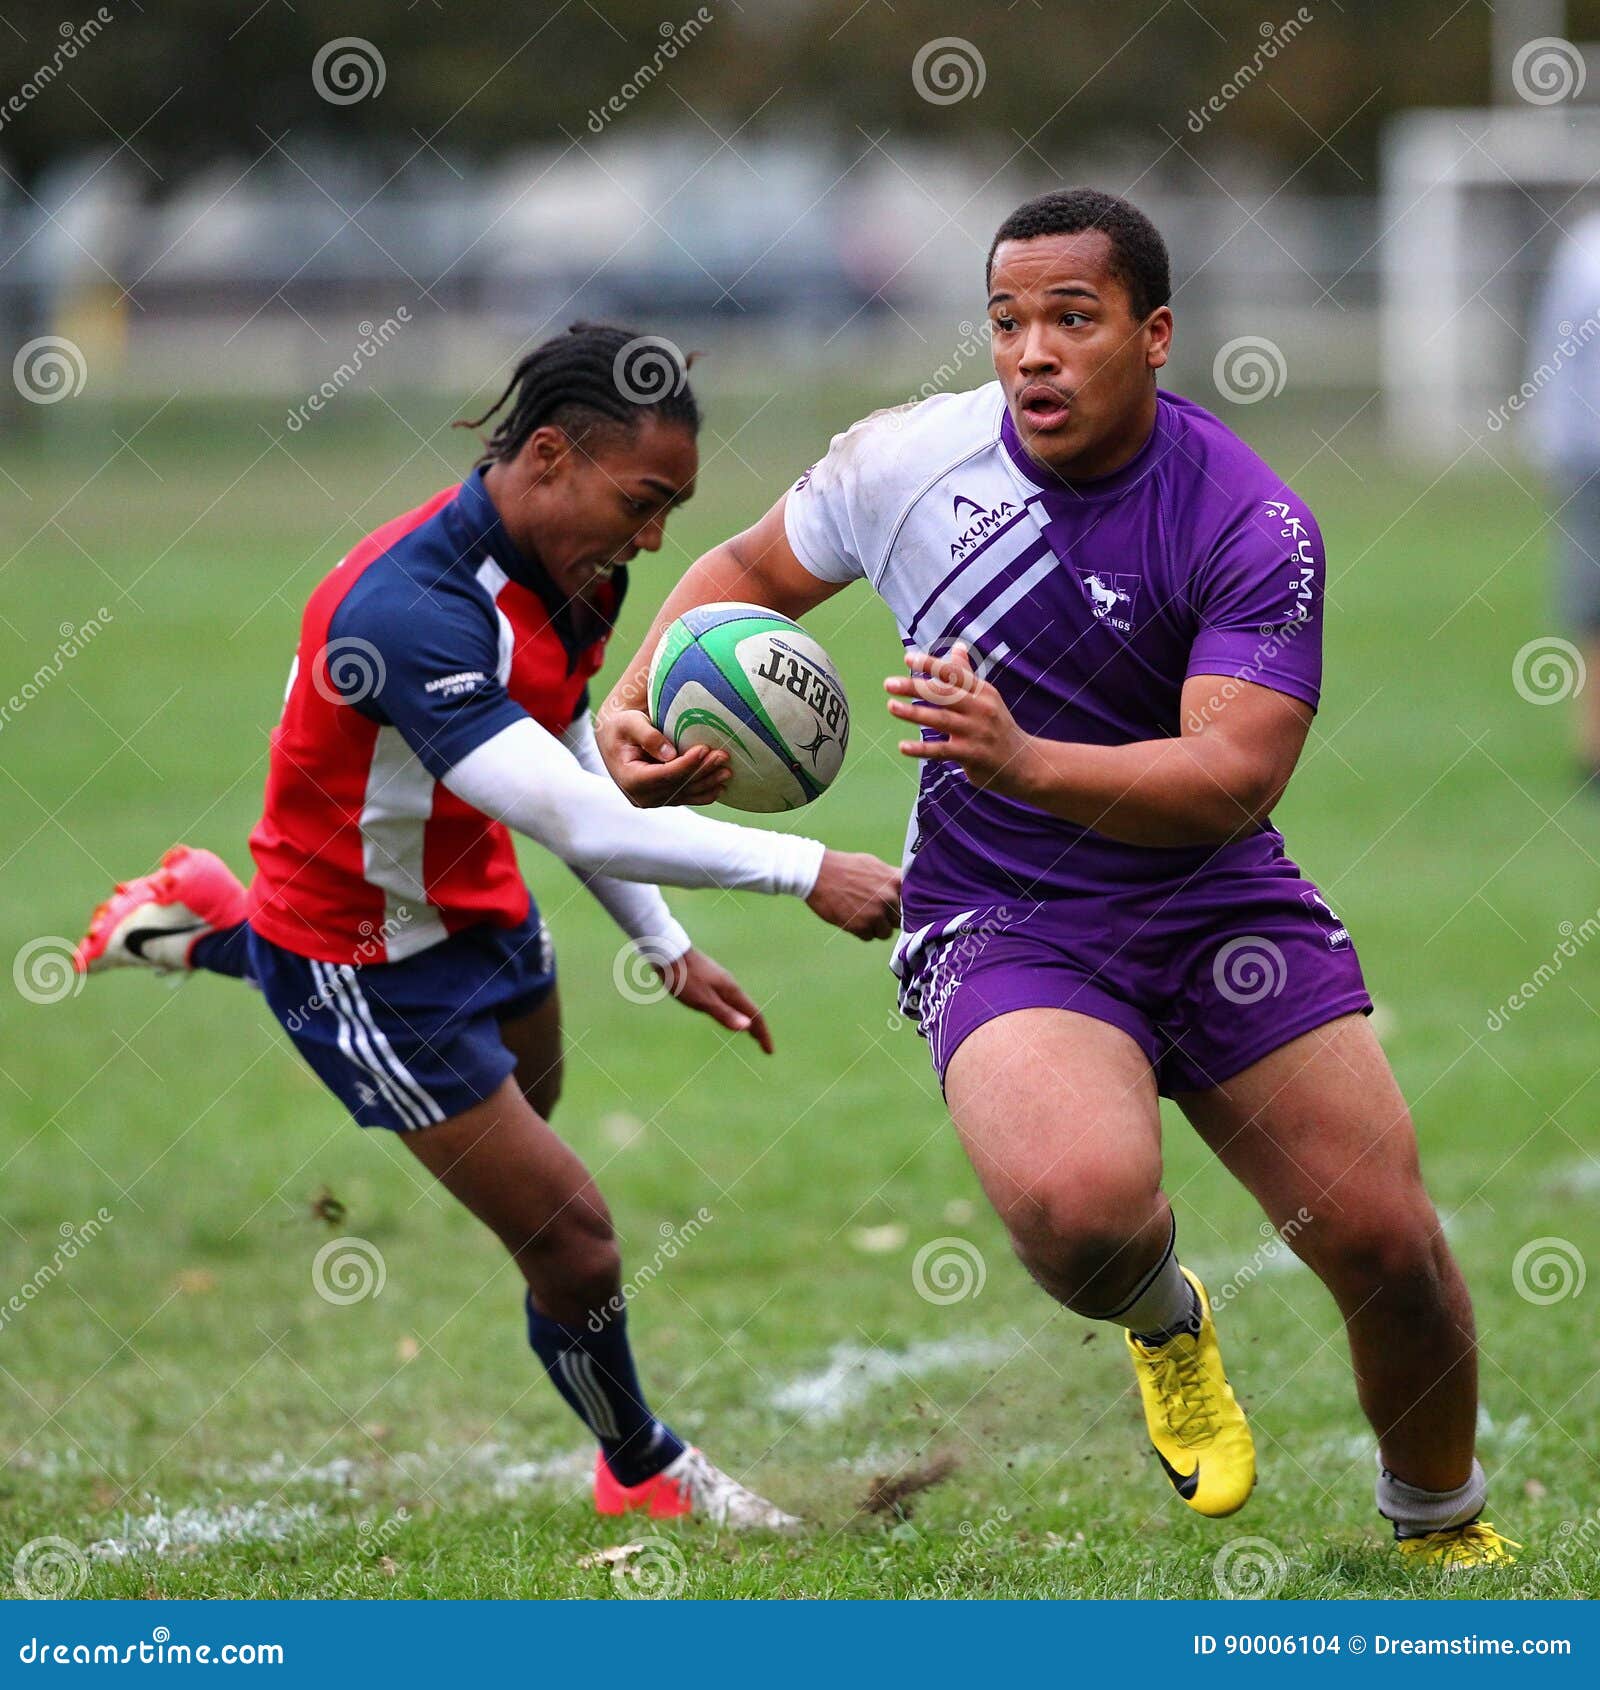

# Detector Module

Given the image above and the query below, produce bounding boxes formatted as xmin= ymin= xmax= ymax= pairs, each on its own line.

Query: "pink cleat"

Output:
xmin=593 ymin=1447 xmax=800 ymax=1529
xmin=73 ymin=845 xmax=248 ymax=975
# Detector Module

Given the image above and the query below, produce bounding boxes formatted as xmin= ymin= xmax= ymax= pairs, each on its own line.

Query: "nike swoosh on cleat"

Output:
xmin=125 ymin=921 xmax=205 ymax=960
xmin=1155 ymin=1448 xmax=1200 ymax=1500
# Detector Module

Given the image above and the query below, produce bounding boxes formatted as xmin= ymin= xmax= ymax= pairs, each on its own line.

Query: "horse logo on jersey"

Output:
xmin=949 ymin=492 xmax=1017 ymax=560
xmin=1075 ymin=569 xmax=1140 ymax=633
xmin=1300 ymin=887 xmax=1350 ymax=950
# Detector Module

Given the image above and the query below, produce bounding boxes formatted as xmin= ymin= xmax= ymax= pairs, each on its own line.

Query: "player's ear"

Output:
xmin=1144 ymin=306 xmax=1173 ymax=371
xmin=518 ymin=425 xmax=575 ymax=484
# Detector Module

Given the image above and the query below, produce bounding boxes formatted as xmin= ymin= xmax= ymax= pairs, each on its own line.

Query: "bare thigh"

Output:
xmin=498 ymin=986 xmax=564 ymax=1120
xmin=943 ymin=1008 xmax=1168 ymax=1309
xmin=1173 ymin=1012 xmax=1438 ymax=1264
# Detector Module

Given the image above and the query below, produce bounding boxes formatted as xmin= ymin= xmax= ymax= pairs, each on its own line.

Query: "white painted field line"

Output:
xmin=770 ymin=1334 xmax=1018 ymax=1425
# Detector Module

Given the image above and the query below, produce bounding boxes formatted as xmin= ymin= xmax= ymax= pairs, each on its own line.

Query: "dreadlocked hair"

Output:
xmin=457 ymin=322 xmax=701 ymax=464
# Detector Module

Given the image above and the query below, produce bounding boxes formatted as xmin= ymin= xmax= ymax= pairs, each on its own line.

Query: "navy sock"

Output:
xmin=189 ymin=920 xmax=254 ymax=981
xmin=524 ymin=1293 xmax=685 ymax=1486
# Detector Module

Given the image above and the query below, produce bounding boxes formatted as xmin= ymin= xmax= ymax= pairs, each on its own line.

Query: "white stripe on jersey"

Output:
xmin=358 ymin=728 xmax=449 ymax=962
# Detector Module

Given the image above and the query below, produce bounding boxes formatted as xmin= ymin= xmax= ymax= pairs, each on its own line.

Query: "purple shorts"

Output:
xmin=894 ymin=866 xmax=1371 ymax=1096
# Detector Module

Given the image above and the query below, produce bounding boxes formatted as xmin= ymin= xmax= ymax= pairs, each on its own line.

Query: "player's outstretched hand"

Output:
xmin=806 ymin=849 xmax=901 ymax=940
xmin=597 ymin=707 xmax=732 ymax=807
xmin=654 ymin=948 xmax=774 ymax=1053
xmin=884 ymin=644 xmax=1038 ymax=797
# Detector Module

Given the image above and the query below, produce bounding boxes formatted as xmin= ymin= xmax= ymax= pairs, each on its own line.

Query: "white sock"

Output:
xmin=1100 ymin=1222 xmax=1197 ymax=1342
xmin=1375 ymin=1454 xmax=1486 ymax=1537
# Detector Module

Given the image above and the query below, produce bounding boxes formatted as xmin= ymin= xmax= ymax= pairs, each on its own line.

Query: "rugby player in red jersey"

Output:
xmin=74 ymin=323 xmax=899 ymax=1528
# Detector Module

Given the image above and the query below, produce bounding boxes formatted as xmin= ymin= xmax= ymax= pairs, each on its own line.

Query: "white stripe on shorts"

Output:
xmin=312 ymin=960 xmax=433 ymax=1131
xmin=336 ymin=964 xmax=445 ymax=1126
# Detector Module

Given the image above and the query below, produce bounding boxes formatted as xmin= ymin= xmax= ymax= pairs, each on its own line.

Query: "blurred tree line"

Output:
xmin=0 ymin=0 xmax=1578 ymax=192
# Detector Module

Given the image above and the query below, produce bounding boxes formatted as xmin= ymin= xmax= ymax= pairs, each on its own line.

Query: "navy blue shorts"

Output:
xmin=248 ymin=904 xmax=556 ymax=1132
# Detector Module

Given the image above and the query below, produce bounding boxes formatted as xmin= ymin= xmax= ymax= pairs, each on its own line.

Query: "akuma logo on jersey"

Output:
xmin=1075 ymin=569 xmax=1140 ymax=632
xmin=949 ymin=492 xmax=1016 ymax=560
xmin=1264 ymin=499 xmax=1316 ymax=625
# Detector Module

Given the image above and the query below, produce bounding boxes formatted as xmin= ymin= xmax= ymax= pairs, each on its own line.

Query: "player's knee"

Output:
xmin=1005 ymin=1184 xmax=1159 ymax=1303
xmin=1314 ymin=1206 xmax=1448 ymax=1304
xmin=513 ymin=1202 xmax=621 ymax=1313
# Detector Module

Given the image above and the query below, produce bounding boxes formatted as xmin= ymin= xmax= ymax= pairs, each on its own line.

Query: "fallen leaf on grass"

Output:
xmin=576 ymin=1542 xmax=650 ymax=1568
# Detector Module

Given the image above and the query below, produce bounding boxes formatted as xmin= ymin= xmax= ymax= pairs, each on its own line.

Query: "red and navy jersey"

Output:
xmin=247 ymin=469 xmax=624 ymax=963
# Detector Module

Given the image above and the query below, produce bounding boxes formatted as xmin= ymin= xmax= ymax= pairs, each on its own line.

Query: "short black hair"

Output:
xmin=458 ymin=321 xmax=701 ymax=465
xmin=986 ymin=188 xmax=1171 ymax=321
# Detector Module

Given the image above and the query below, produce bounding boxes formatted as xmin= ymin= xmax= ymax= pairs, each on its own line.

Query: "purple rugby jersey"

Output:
xmin=785 ymin=383 xmax=1325 ymax=937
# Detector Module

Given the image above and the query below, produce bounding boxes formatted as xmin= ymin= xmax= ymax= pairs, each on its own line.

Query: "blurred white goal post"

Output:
xmin=1381 ymin=3 xmax=1600 ymax=458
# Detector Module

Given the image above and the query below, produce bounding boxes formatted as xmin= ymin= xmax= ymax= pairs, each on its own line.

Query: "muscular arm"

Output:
xmin=886 ymin=645 xmax=1312 ymax=849
xmin=599 ymin=496 xmax=843 ymax=805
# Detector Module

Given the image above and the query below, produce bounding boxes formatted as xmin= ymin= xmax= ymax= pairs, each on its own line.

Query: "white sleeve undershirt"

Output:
xmin=441 ymin=715 xmax=826 ymax=951
xmin=557 ymin=711 xmax=690 ymax=962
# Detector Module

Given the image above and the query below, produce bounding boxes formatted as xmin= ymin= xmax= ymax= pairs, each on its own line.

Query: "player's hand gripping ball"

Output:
xmin=647 ymin=603 xmax=850 ymax=812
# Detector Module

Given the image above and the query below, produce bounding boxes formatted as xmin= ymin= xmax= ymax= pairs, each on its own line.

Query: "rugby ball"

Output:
xmin=647 ymin=603 xmax=849 ymax=812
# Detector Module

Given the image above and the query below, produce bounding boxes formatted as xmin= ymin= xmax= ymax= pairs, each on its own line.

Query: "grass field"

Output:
xmin=3 ymin=380 xmax=1599 ymax=1602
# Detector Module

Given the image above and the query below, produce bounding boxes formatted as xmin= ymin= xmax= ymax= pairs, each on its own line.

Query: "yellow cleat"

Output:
xmin=1395 ymin=1522 xmax=1520 ymax=1569
xmin=1125 ymin=1268 xmax=1255 ymax=1518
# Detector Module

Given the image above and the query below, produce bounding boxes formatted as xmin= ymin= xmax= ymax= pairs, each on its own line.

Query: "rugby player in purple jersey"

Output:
xmin=598 ymin=191 xmax=1516 ymax=1567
